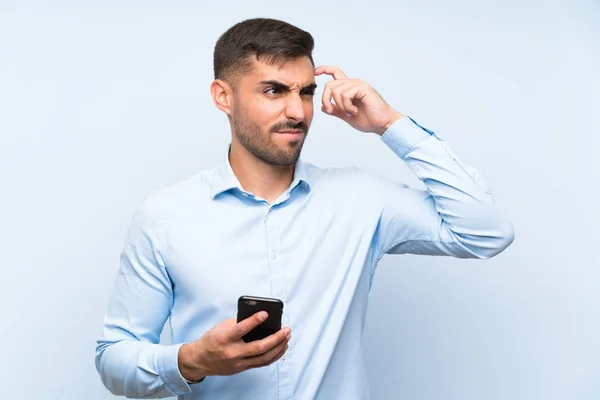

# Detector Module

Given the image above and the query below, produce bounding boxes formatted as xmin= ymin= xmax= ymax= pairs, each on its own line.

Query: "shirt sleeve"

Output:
xmin=95 ymin=193 xmax=193 ymax=398
xmin=371 ymin=115 xmax=515 ymax=262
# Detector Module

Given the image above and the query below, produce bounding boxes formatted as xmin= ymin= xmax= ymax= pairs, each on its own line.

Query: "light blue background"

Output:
xmin=1 ymin=1 xmax=598 ymax=399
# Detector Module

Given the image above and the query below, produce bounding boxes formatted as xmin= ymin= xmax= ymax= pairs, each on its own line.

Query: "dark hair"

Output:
xmin=213 ymin=18 xmax=315 ymax=89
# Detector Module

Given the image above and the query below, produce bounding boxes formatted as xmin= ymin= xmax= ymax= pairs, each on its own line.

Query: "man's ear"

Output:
xmin=210 ymin=79 xmax=234 ymax=116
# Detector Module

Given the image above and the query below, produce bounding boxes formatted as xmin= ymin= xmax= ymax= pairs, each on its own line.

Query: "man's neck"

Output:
xmin=228 ymin=144 xmax=296 ymax=204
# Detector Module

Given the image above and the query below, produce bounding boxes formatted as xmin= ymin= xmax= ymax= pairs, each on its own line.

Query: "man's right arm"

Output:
xmin=95 ymin=194 xmax=194 ymax=398
xmin=95 ymin=194 xmax=292 ymax=398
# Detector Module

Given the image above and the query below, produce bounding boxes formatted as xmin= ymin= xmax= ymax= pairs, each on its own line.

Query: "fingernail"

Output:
xmin=259 ymin=312 xmax=268 ymax=321
xmin=346 ymin=112 xmax=353 ymax=118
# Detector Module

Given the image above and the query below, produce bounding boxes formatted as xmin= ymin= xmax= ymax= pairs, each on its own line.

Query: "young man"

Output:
xmin=96 ymin=18 xmax=514 ymax=400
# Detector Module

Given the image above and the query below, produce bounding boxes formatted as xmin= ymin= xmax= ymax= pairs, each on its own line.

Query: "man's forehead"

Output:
xmin=248 ymin=57 xmax=315 ymax=86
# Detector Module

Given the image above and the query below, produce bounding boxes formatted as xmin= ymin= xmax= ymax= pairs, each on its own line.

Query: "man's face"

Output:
xmin=230 ymin=56 xmax=316 ymax=166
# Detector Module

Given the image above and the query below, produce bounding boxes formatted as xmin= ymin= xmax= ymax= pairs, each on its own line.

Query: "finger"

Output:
xmin=249 ymin=338 xmax=288 ymax=365
xmin=321 ymin=79 xmax=349 ymax=114
xmin=331 ymin=82 xmax=360 ymax=116
xmin=321 ymin=104 xmax=345 ymax=120
xmin=255 ymin=343 xmax=289 ymax=368
xmin=322 ymin=82 xmax=359 ymax=119
xmin=242 ymin=326 xmax=291 ymax=357
xmin=229 ymin=311 xmax=268 ymax=341
xmin=247 ymin=342 xmax=289 ymax=369
xmin=315 ymin=65 xmax=349 ymax=80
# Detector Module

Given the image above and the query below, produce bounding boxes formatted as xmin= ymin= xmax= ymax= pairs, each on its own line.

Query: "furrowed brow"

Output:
xmin=259 ymin=80 xmax=317 ymax=92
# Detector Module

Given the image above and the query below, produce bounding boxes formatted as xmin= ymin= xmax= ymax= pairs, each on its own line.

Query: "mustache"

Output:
xmin=271 ymin=121 xmax=308 ymax=133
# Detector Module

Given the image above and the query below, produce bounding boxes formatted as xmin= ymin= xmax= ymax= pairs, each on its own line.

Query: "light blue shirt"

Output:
xmin=95 ymin=116 xmax=514 ymax=399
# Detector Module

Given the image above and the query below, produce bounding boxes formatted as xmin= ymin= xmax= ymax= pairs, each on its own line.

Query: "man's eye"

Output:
xmin=302 ymin=90 xmax=315 ymax=96
xmin=265 ymin=88 xmax=281 ymax=95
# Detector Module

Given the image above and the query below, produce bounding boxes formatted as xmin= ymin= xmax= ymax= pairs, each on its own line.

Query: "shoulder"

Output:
xmin=136 ymin=169 xmax=216 ymax=223
xmin=303 ymin=161 xmax=404 ymax=199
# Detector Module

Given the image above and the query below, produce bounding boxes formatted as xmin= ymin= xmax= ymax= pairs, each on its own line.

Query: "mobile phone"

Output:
xmin=237 ymin=295 xmax=283 ymax=343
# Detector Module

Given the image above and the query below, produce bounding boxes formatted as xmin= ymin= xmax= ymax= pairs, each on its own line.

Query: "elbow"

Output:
xmin=477 ymin=214 xmax=515 ymax=259
xmin=488 ymin=218 xmax=515 ymax=258
xmin=453 ymin=213 xmax=515 ymax=260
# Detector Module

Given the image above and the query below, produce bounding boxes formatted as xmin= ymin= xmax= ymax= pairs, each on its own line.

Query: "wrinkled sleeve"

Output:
xmin=95 ymin=193 xmax=192 ymax=398
xmin=372 ymin=116 xmax=515 ymax=264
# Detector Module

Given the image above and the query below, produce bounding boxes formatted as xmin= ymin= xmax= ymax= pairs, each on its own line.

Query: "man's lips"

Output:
xmin=275 ymin=130 xmax=305 ymax=139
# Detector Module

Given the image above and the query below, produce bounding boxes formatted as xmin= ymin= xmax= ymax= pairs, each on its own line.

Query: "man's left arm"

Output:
xmin=315 ymin=65 xmax=515 ymax=260
xmin=372 ymin=115 xmax=515 ymax=260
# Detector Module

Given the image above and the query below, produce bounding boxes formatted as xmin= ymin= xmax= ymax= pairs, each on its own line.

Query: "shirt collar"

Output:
xmin=210 ymin=144 xmax=312 ymax=199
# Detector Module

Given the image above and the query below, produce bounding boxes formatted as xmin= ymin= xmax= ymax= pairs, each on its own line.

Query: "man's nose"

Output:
xmin=285 ymin=92 xmax=306 ymax=122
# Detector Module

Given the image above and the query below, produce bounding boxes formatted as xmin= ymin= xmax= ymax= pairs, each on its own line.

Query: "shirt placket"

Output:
xmin=264 ymin=205 xmax=294 ymax=400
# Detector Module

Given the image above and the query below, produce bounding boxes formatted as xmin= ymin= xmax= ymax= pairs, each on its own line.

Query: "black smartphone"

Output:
xmin=236 ymin=295 xmax=284 ymax=343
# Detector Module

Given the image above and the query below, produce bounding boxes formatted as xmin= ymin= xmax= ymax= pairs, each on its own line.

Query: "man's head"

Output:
xmin=210 ymin=18 xmax=316 ymax=166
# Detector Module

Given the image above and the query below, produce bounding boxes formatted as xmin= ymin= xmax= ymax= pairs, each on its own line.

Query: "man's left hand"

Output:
xmin=315 ymin=65 xmax=404 ymax=135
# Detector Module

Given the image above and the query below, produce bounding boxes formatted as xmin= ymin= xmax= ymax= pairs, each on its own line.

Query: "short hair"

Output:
xmin=213 ymin=18 xmax=315 ymax=89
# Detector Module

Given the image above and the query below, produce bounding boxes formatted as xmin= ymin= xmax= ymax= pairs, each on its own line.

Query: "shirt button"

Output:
xmin=272 ymin=252 xmax=277 ymax=259
xmin=181 ymin=386 xmax=189 ymax=391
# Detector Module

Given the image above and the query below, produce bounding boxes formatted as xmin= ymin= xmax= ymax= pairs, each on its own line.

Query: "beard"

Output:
xmin=231 ymin=101 xmax=309 ymax=166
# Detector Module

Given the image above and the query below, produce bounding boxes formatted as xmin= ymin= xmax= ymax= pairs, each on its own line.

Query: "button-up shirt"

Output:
xmin=95 ymin=116 xmax=514 ymax=399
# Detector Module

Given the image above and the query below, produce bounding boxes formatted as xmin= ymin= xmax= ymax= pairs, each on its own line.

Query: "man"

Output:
xmin=95 ymin=17 xmax=514 ymax=400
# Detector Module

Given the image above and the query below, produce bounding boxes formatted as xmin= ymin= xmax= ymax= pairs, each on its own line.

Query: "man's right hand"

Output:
xmin=178 ymin=311 xmax=292 ymax=382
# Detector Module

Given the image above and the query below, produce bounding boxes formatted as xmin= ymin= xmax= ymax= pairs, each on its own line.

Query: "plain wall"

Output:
xmin=1 ymin=1 xmax=598 ymax=399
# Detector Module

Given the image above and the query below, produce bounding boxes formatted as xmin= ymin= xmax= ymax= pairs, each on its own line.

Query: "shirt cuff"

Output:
xmin=380 ymin=115 xmax=438 ymax=159
xmin=158 ymin=343 xmax=193 ymax=395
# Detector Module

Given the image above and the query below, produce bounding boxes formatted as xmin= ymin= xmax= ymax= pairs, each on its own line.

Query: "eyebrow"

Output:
xmin=259 ymin=80 xmax=317 ymax=92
